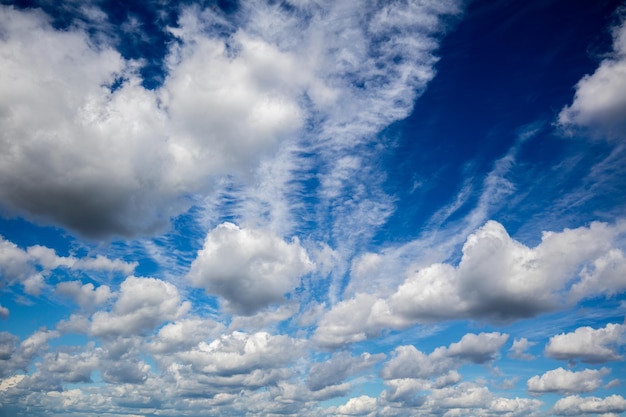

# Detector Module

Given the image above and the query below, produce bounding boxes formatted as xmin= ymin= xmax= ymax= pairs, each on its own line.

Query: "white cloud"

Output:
xmin=558 ymin=18 xmax=626 ymax=140
xmin=316 ymin=220 xmax=626 ymax=346
xmin=55 ymin=281 xmax=114 ymax=309
xmin=389 ymin=220 xmax=626 ymax=323
xmin=187 ymin=222 xmax=314 ymax=315
xmin=553 ymin=395 xmax=626 ymax=416
xmin=90 ymin=276 xmax=190 ymax=337
xmin=508 ymin=338 xmax=536 ymax=360
xmin=380 ymin=332 xmax=508 ymax=380
xmin=39 ymin=350 xmax=100 ymax=383
xmin=545 ymin=323 xmax=626 ymax=363
xmin=1 ymin=235 xmax=135 ymax=296
xmin=147 ymin=317 xmax=225 ymax=354
xmin=306 ymin=351 xmax=385 ymax=391
xmin=334 ymin=395 xmax=377 ymax=416
xmin=527 ymin=367 xmax=610 ymax=394
xmin=0 ymin=305 xmax=8 ymax=320
xmin=0 ymin=0 xmax=460 ymax=239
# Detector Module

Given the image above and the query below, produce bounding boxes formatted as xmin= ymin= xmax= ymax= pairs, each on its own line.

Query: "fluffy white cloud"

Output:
xmin=334 ymin=395 xmax=377 ymax=416
xmin=90 ymin=276 xmax=190 ymax=337
xmin=0 ymin=235 xmax=134 ymax=296
xmin=0 ymin=0 xmax=460 ymax=238
xmin=55 ymin=281 xmax=114 ymax=309
xmin=187 ymin=222 xmax=314 ymax=315
xmin=508 ymin=337 xmax=536 ymax=360
xmin=39 ymin=350 xmax=100 ymax=383
xmin=316 ymin=220 xmax=626 ymax=346
xmin=389 ymin=220 xmax=626 ymax=322
xmin=553 ymin=395 xmax=626 ymax=416
xmin=147 ymin=317 xmax=225 ymax=354
xmin=545 ymin=323 xmax=625 ymax=363
xmin=558 ymin=18 xmax=626 ymax=140
xmin=380 ymin=332 xmax=508 ymax=380
xmin=527 ymin=367 xmax=610 ymax=394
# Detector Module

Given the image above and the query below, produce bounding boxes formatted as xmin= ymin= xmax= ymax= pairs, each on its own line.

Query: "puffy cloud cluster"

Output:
xmin=315 ymin=220 xmax=626 ymax=346
xmin=558 ymin=17 xmax=626 ymax=140
xmin=0 ymin=234 xmax=135 ymax=295
xmin=545 ymin=322 xmax=626 ymax=363
xmin=380 ymin=332 xmax=508 ymax=381
xmin=89 ymin=276 xmax=190 ymax=337
xmin=527 ymin=367 xmax=610 ymax=395
xmin=187 ymin=222 xmax=314 ymax=315
xmin=553 ymin=395 xmax=626 ymax=416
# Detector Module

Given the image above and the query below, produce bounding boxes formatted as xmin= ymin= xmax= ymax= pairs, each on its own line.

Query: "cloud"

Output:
xmin=306 ymin=351 xmax=385 ymax=391
xmin=39 ymin=349 xmax=100 ymax=383
xmin=147 ymin=317 xmax=225 ymax=354
xmin=553 ymin=395 xmax=626 ymax=416
xmin=544 ymin=322 xmax=626 ymax=363
xmin=0 ymin=0 xmax=460 ymax=238
xmin=527 ymin=367 xmax=610 ymax=395
xmin=55 ymin=281 xmax=114 ymax=309
xmin=90 ymin=276 xmax=190 ymax=337
xmin=380 ymin=332 xmax=508 ymax=380
xmin=315 ymin=220 xmax=626 ymax=346
xmin=389 ymin=220 xmax=626 ymax=323
xmin=187 ymin=222 xmax=314 ymax=315
xmin=0 ymin=234 xmax=135 ymax=295
xmin=508 ymin=338 xmax=536 ymax=360
xmin=558 ymin=17 xmax=626 ymax=140
xmin=334 ymin=395 xmax=377 ymax=416
xmin=0 ymin=304 xmax=8 ymax=319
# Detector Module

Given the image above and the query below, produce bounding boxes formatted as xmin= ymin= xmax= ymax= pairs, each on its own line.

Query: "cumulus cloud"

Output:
xmin=553 ymin=395 xmax=626 ymax=416
xmin=508 ymin=337 xmax=536 ymax=360
xmin=380 ymin=332 xmax=508 ymax=380
xmin=315 ymin=220 xmax=626 ymax=346
xmin=558 ymin=17 xmax=626 ymax=140
xmin=389 ymin=220 xmax=626 ymax=322
xmin=55 ymin=281 xmax=114 ymax=309
xmin=90 ymin=276 xmax=190 ymax=337
xmin=187 ymin=222 xmax=314 ymax=315
xmin=306 ymin=351 xmax=385 ymax=391
xmin=334 ymin=395 xmax=377 ymax=416
xmin=527 ymin=367 xmax=610 ymax=395
xmin=0 ymin=234 xmax=134 ymax=295
xmin=545 ymin=323 xmax=625 ymax=363
xmin=0 ymin=304 xmax=8 ymax=319
xmin=147 ymin=317 xmax=225 ymax=354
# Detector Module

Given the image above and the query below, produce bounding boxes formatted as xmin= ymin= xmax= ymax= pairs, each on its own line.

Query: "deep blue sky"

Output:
xmin=1 ymin=0 xmax=626 ymax=416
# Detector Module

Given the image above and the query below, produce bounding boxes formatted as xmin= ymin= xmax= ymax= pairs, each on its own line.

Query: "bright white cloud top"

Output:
xmin=0 ymin=0 xmax=625 ymax=416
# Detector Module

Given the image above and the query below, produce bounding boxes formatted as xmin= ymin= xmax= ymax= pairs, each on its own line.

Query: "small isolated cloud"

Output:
xmin=509 ymin=337 xmax=536 ymax=360
xmin=545 ymin=323 xmax=625 ymax=363
xmin=553 ymin=395 xmax=626 ymax=416
xmin=0 ymin=304 xmax=8 ymax=319
xmin=558 ymin=16 xmax=626 ymax=140
xmin=527 ymin=367 xmax=610 ymax=395
xmin=187 ymin=222 xmax=314 ymax=315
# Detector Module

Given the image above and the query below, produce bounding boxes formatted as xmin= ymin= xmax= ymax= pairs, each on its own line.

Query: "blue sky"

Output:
xmin=1 ymin=0 xmax=626 ymax=416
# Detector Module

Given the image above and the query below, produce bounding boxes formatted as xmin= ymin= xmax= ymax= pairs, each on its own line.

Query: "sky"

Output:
xmin=1 ymin=0 xmax=626 ymax=416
